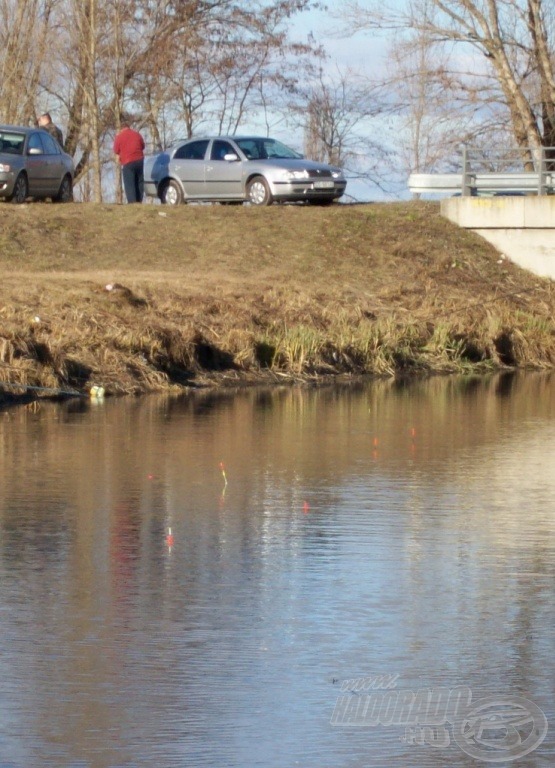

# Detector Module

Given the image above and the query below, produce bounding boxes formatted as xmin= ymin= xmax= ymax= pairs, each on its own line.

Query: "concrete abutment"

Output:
xmin=441 ymin=197 xmax=555 ymax=279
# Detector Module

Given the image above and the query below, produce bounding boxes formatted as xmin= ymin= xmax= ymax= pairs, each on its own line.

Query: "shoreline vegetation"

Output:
xmin=1 ymin=200 xmax=555 ymax=405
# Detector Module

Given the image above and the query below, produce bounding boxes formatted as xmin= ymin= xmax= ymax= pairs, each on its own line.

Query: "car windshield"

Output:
xmin=235 ymin=138 xmax=302 ymax=160
xmin=0 ymin=131 xmax=25 ymax=155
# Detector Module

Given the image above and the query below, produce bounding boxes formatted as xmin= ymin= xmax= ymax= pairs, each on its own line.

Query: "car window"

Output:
xmin=236 ymin=139 xmax=261 ymax=159
xmin=210 ymin=140 xmax=235 ymax=161
xmin=174 ymin=140 xmax=209 ymax=160
xmin=262 ymin=139 xmax=301 ymax=159
xmin=235 ymin=138 xmax=301 ymax=160
xmin=40 ymin=132 xmax=60 ymax=155
xmin=27 ymin=132 xmax=44 ymax=153
xmin=0 ymin=132 xmax=25 ymax=155
xmin=234 ymin=140 xmax=258 ymax=159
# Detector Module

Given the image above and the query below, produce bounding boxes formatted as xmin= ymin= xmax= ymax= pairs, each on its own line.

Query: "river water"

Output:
xmin=0 ymin=373 xmax=554 ymax=767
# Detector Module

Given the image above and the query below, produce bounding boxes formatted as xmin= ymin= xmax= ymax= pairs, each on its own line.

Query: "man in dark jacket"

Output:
xmin=38 ymin=113 xmax=64 ymax=147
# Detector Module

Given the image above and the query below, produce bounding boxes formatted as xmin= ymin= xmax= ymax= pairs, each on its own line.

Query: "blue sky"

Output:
xmin=290 ymin=3 xmax=391 ymax=74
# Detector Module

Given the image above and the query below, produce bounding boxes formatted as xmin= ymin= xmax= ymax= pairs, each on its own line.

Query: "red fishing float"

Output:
xmin=166 ymin=527 xmax=174 ymax=547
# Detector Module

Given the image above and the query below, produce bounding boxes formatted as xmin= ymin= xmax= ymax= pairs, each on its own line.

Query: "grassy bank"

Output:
xmin=1 ymin=200 xmax=554 ymax=400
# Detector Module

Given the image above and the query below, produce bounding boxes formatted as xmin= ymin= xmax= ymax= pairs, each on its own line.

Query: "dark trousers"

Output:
xmin=121 ymin=159 xmax=144 ymax=203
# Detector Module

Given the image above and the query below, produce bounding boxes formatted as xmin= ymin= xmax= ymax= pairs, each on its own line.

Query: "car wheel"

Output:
xmin=247 ymin=176 xmax=273 ymax=206
xmin=53 ymin=175 xmax=73 ymax=203
xmin=10 ymin=174 xmax=28 ymax=204
xmin=161 ymin=180 xmax=184 ymax=206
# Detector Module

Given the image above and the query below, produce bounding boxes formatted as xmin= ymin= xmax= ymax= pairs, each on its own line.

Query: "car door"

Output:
xmin=205 ymin=140 xmax=243 ymax=198
xmin=25 ymin=132 xmax=49 ymax=196
xmin=39 ymin=131 xmax=65 ymax=196
xmin=170 ymin=139 xmax=209 ymax=198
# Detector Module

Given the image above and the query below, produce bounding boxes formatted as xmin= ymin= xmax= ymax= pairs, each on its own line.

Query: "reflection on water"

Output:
xmin=0 ymin=373 xmax=554 ymax=767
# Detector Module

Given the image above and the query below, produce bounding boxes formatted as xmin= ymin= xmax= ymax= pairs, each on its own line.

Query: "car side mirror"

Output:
xmin=224 ymin=153 xmax=239 ymax=162
xmin=28 ymin=147 xmax=43 ymax=155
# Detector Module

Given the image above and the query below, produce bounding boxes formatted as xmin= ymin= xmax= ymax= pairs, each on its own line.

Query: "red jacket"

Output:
xmin=113 ymin=127 xmax=145 ymax=165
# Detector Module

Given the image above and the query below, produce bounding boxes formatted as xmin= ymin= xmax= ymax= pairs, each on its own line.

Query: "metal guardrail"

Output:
xmin=408 ymin=146 xmax=555 ymax=196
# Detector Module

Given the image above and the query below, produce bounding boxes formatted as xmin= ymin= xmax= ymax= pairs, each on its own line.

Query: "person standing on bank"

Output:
xmin=113 ymin=121 xmax=145 ymax=204
xmin=38 ymin=113 xmax=64 ymax=147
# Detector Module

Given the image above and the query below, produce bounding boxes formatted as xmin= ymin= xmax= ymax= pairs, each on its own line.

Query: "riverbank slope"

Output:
xmin=1 ymin=201 xmax=554 ymax=400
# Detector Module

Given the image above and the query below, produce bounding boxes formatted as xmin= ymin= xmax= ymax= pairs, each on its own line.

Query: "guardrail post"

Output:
xmin=538 ymin=146 xmax=546 ymax=196
xmin=462 ymin=146 xmax=472 ymax=197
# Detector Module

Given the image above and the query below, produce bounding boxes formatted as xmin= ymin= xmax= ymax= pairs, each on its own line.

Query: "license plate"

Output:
xmin=314 ymin=180 xmax=334 ymax=189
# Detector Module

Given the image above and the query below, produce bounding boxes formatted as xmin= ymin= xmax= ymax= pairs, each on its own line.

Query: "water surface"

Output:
xmin=1 ymin=374 xmax=554 ymax=766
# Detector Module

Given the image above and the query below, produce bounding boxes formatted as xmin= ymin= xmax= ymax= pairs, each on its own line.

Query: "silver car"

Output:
xmin=0 ymin=124 xmax=74 ymax=204
xmin=144 ymin=135 xmax=347 ymax=206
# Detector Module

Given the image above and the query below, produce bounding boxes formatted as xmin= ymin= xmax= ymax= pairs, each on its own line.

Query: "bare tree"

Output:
xmin=387 ymin=25 xmax=509 ymax=178
xmin=0 ymin=0 xmax=56 ymax=124
xmin=70 ymin=0 xmax=104 ymax=200
xmin=302 ymin=67 xmax=383 ymax=165
xmin=131 ymin=0 xmax=323 ymax=144
xmin=296 ymin=67 xmax=395 ymax=196
xmin=340 ymin=0 xmax=555 ymax=168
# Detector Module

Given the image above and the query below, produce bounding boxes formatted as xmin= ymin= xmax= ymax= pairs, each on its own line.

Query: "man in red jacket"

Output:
xmin=113 ymin=122 xmax=145 ymax=203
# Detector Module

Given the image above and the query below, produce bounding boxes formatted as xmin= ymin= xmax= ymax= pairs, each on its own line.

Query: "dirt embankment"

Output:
xmin=1 ymin=200 xmax=554 ymax=403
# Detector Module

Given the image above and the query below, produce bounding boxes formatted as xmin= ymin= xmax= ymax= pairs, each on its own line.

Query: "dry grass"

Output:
xmin=1 ymin=200 xmax=555 ymax=401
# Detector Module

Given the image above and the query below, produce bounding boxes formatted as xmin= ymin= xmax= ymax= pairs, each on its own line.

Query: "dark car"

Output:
xmin=144 ymin=135 xmax=347 ymax=206
xmin=0 ymin=124 xmax=74 ymax=204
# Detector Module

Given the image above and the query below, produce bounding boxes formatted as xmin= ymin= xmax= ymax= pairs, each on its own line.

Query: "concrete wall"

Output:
xmin=441 ymin=197 xmax=555 ymax=279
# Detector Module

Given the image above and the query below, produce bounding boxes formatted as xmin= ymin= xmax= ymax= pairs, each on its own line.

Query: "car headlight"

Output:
xmin=331 ymin=170 xmax=342 ymax=179
xmin=0 ymin=163 xmax=11 ymax=173
xmin=281 ymin=169 xmax=310 ymax=180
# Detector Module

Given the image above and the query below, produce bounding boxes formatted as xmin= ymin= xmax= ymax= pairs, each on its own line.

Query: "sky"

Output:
xmin=290 ymin=2 xmax=392 ymax=74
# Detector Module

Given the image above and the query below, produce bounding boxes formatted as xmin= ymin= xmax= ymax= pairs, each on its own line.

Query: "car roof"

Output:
xmin=171 ymin=135 xmax=280 ymax=144
xmin=0 ymin=124 xmax=37 ymax=134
